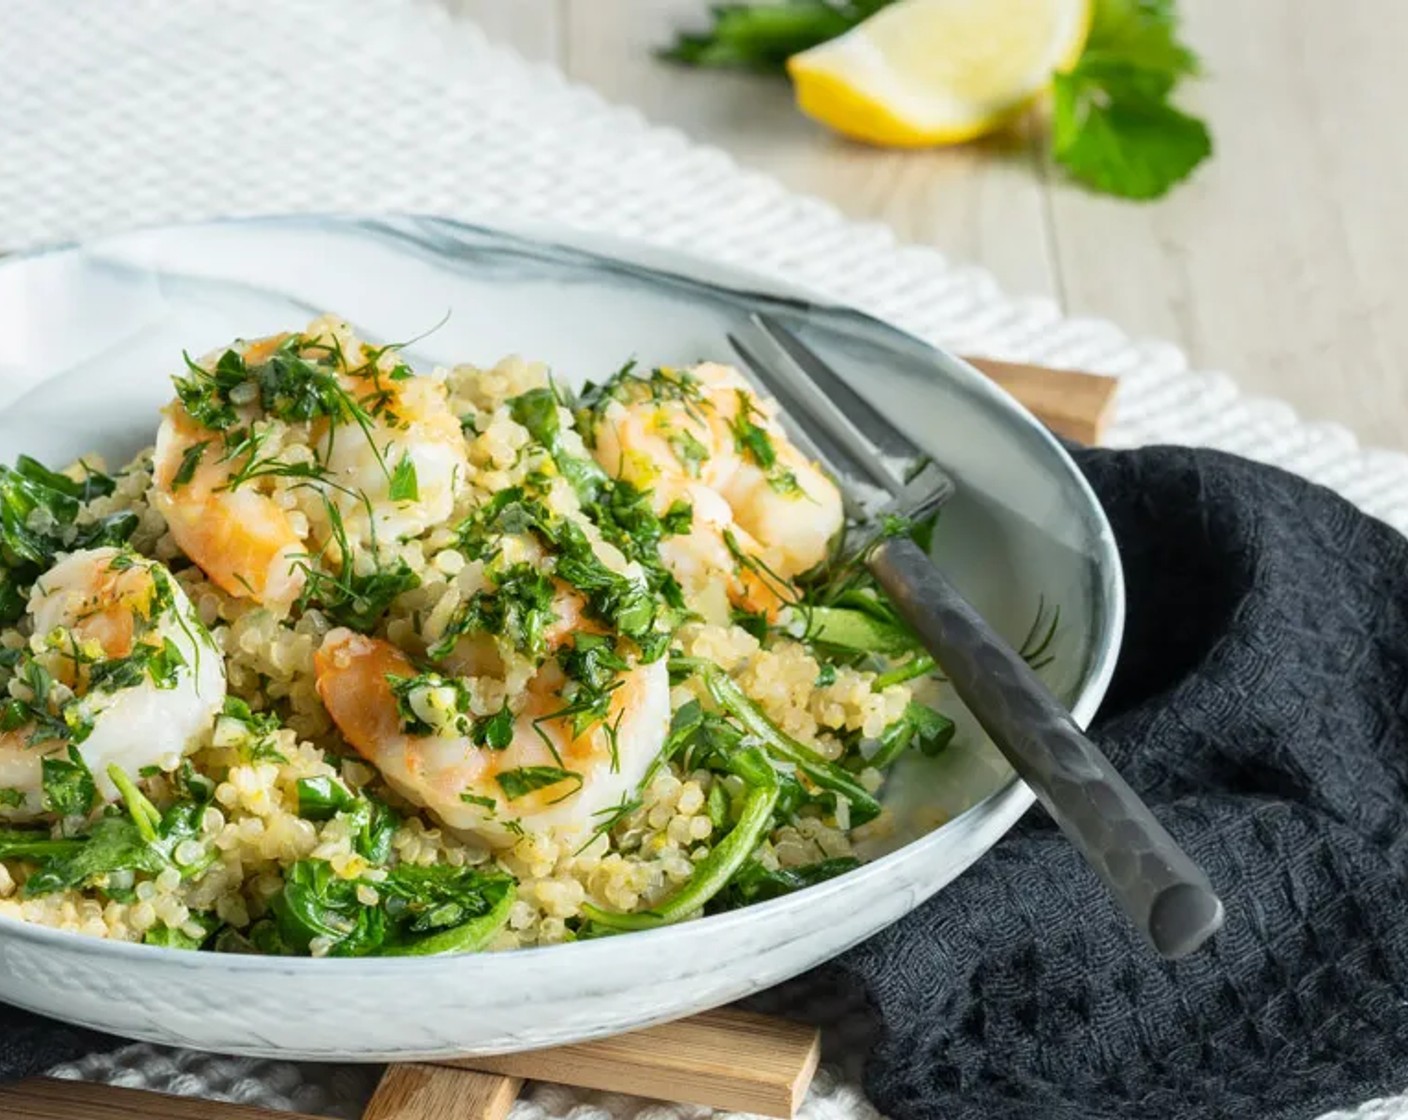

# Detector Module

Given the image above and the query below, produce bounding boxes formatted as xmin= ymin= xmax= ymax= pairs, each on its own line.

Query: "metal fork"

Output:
xmin=728 ymin=313 xmax=1224 ymax=960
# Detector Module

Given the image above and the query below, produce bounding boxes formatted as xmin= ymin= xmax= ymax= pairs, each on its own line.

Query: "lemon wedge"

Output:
xmin=787 ymin=0 xmax=1093 ymax=147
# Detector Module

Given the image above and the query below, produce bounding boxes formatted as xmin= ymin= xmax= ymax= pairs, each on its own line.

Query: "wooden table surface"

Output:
xmin=454 ymin=0 xmax=1408 ymax=454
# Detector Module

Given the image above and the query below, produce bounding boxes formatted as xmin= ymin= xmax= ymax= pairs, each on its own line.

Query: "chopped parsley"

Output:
xmin=86 ymin=638 xmax=187 ymax=695
xmin=14 ymin=455 xmax=116 ymax=504
xmin=453 ymin=482 xmax=684 ymax=662
xmin=509 ymin=386 xmax=608 ymax=504
xmin=295 ymin=776 xmax=357 ymax=821
xmin=0 ymin=658 xmax=72 ymax=746
xmin=728 ymin=391 xmax=806 ymax=498
xmin=431 ymin=562 xmax=560 ymax=661
xmin=297 ymin=499 xmax=420 ymax=632
xmin=41 ymin=747 xmax=98 ymax=819
xmin=473 ymin=705 xmax=515 ymax=751
xmin=174 ymin=347 xmax=249 ymax=431
xmin=387 ymin=671 xmax=474 ymax=737
xmin=731 ymin=605 xmax=771 ymax=642
xmin=496 ymin=766 xmax=583 ymax=803
xmin=575 ymin=362 xmax=706 ymax=451
xmin=171 ymin=440 xmax=209 ymax=490
xmin=544 ymin=632 xmax=632 ymax=752
xmin=766 ymin=467 xmax=804 ymax=496
xmin=217 ymin=696 xmax=288 ymax=763
xmin=729 ymin=389 xmax=777 ymax=470
xmin=715 ymin=856 xmax=861 ymax=910
xmin=660 ymin=499 xmax=693 ymax=536
xmin=0 ymin=457 xmax=137 ymax=623
xmin=668 ymin=428 xmax=710 ymax=477
xmin=388 ymin=454 xmax=419 ymax=502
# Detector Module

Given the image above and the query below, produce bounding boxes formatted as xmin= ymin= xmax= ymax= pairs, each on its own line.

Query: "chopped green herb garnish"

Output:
xmin=510 ymin=386 xmax=608 ymax=505
xmin=297 ymin=497 xmax=420 ymax=632
xmin=729 ymin=389 xmax=776 ymax=470
xmin=668 ymin=429 xmax=710 ymax=477
xmin=575 ymin=793 xmax=642 ymax=855
xmin=472 ymin=706 xmax=515 ymax=751
xmin=171 ymin=440 xmax=209 ymax=490
xmin=14 ymin=455 xmax=116 ymax=503
xmin=0 ymin=827 xmax=83 ymax=861
xmin=388 ymin=454 xmax=419 ymax=502
xmin=496 ymin=766 xmax=582 ymax=803
xmin=716 ymin=856 xmax=860 ymax=909
xmin=0 ymin=458 xmax=137 ymax=623
xmin=86 ymin=638 xmax=187 ymax=695
xmin=296 ymin=776 xmax=358 ymax=821
xmin=660 ymin=500 xmax=693 ymax=536
xmin=731 ymin=605 xmax=771 ymax=642
xmin=219 ymin=696 xmax=288 ymax=763
xmin=145 ymin=913 xmax=218 ymax=951
xmin=42 ymin=747 xmax=97 ymax=819
xmin=575 ymin=363 xmax=705 ymax=453
xmin=387 ymin=672 xmax=474 ymax=737
xmin=268 ymin=857 xmax=516 ymax=957
xmin=432 ymin=562 xmax=559 ymax=661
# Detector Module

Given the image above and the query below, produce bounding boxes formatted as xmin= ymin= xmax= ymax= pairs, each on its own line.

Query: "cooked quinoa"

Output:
xmin=0 ymin=315 xmax=963 ymax=956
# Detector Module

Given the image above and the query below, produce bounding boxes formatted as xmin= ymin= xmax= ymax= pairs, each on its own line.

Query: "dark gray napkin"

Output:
xmin=793 ymin=444 xmax=1408 ymax=1120
xmin=5 ymin=445 xmax=1408 ymax=1120
xmin=0 ymin=1003 xmax=112 ymax=1081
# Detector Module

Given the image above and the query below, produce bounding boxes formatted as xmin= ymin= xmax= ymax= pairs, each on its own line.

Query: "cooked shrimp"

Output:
xmin=153 ymin=404 xmax=308 ymax=612
xmin=432 ymin=575 xmax=597 ymax=681
xmin=153 ymin=321 xmax=469 ymax=613
xmin=318 ymin=351 xmax=468 ymax=547
xmin=0 ymin=547 xmax=226 ymax=819
xmin=314 ymin=627 xmax=669 ymax=848
xmin=588 ymin=362 xmax=843 ymax=618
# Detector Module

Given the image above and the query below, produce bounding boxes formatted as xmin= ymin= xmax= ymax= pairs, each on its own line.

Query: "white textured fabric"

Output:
xmin=2 ymin=1 xmax=1406 ymax=1117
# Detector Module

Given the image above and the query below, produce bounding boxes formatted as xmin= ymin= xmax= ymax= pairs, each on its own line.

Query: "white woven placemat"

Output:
xmin=2 ymin=1 xmax=1405 ymax=1117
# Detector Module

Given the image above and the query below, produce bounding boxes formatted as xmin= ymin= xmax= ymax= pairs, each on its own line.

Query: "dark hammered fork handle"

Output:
xmin=869 ymin=537 xmax=1224 ymax=959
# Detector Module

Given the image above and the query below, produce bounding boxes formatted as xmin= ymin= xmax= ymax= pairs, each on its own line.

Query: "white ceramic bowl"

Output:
xmin=0 ymin=215 xmax=1123 ymax=1059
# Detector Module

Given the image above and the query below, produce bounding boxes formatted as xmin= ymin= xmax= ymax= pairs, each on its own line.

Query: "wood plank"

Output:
xmin=364 ymin=1065 xmax=522 ymax=1120
xmin=964 ymin=356 xmax=1117 ymax=444
xmin=1044 ymin=0 xmax=1408 ymax=453
xmin=447 ymin=1008 xmax=820 ymax=1119
xmin=448 ymin=0 xmax=563 ymax=64
xmin=0 ymin=1078 xmax=319 ymax=1120
xmin=559 ymin=0 xmax=1060 ymax=300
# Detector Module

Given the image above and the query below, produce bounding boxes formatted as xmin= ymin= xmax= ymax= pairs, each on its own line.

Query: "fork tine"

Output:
xmin=726 ymin=332 xmax=900 ymax=507
xmin=752 ymin=313 xmax=925 ymax=460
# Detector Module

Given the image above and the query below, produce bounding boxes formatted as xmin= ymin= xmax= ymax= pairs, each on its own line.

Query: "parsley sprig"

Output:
xmin=1052 ymin=0 xmax=1210 ymax=199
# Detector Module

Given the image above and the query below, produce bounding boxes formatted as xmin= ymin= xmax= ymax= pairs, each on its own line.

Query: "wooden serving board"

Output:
xmin=0 ymin=358 xmax=1114 ymax=1120
xmin=0 ymin=1010 xmax=819 ymax=1120
xmin=963 ymin=356 xmax=1117 ymax=445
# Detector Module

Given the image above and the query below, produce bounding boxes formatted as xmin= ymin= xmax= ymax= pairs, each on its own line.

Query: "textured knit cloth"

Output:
xmin=3 ymin=444 xmax=1408 ymax=1120
xmin=799 ymin=444 xmax=1408 ymax=1119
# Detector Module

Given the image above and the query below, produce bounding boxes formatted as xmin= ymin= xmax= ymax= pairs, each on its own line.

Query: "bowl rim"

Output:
xmin=0 ymin=211 xmax=1125 ymax=973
